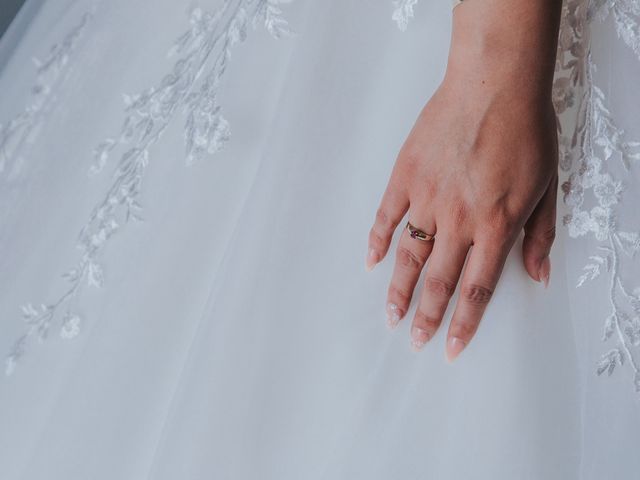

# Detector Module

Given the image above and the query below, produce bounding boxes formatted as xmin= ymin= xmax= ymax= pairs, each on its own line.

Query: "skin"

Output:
xmin=366 ymin=0 xmax=563 ymax=361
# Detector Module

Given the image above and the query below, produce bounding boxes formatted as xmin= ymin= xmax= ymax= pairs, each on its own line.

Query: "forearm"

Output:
xmin=445 ymin=0 xmax=563 ymax=99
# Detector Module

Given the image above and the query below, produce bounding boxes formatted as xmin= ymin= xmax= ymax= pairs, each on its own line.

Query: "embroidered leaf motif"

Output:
xmin=257 ymin=0 xmax=294 ymax=39
xmin=87 ymin=261 xmax=104 ymax=288
xmin=557 ymin=0 xmax=640 ymax=393
xmin=4 ymin=1 xmax=295 ymax=376
xmin=597 ymin=349 xmax=625 ymax=376
xmin=603 ymin=314 xmax=615 ymax=341
xmin=623 ymin=316 xmax=640 ymax=346
xmin=0 ymin=12 xmax=93 ymax=180
xmin=617 ymin=232 xmax=640 ymax=257
xmin=577 ymin=257 xmax=605 ymax=287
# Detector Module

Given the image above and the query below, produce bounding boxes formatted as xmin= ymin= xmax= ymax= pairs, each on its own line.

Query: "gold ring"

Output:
xmin=406 ymin=221 xmax=435 ymax=242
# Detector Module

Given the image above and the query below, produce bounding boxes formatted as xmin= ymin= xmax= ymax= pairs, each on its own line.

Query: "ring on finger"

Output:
xmin=406 ymin=221 xmax=436 ymax=242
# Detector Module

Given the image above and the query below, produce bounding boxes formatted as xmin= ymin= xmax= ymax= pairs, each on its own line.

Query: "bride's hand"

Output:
xmin=366 ymin=0 xmax=563 ymax=361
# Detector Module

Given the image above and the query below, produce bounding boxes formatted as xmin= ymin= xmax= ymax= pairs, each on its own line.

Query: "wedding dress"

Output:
xmin=0 ymin=0 xmax=639 ymax=478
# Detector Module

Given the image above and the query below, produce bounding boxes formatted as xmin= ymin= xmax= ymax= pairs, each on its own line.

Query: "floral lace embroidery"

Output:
xmin=4 ymin=0 xmax=293 ymax=376
xmin=0 ymin=11 xmax=93 ymax=181
xmin=555 ymin=0 xmax=640 ymax=392
xmin=593 ymin=0 xmax=640 ymax=57
xmin=392 ymin=0 xmax=420 ymax=32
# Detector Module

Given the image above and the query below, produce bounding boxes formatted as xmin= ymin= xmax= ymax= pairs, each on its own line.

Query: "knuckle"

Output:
xmin=422 ymin=178 xmax=438 ymax=200
xmin=414 ymin=309 xmax=442 ymax=331
xmin=492 ymin=216 xmax=516 ymax=238
xmin=524 ymin=225 xmax=556 ymax=249
xmin=450 ymin=321 xmax=477 ymax=341
xmin=388 ymin=285 xmax=412 ymax=306
xmin=376 ymin=207 xmax=390 ymax=226
xmin=368 ymin=228 xmax=386 ymax=249
xmin=424 ymin=276 xmax=456 ymax=299
xmin=486 ymin=206 xmax=517 ymax=236
xmin=449 ymin=200 xmax=467 ymax=227
xmin=536 ymin=225 xmax=556 ymax=242
xmin=396 ymin=246 xmax=426 ymax=271
xmin=462 ymin=284 xmax=494 ymax=306
xmin=544 ymin=225 xmax=557 ymax=241
xmin=375 ymin=207 xmax=396 ymax=232
xmin=484 ymin=218 xmax=517 ymax=248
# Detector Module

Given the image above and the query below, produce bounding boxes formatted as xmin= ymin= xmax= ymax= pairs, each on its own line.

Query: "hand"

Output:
xmin=366 ymin=0 xmax=562 ymax=361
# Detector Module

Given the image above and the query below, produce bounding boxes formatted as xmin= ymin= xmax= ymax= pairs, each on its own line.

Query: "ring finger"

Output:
xmin=386 ymin=214 xmax=436 ymax=329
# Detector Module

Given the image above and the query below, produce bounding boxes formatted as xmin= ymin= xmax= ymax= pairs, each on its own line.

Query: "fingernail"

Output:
xmin=410 ymin=326 xmax=430 ymax=352
xmin=446 ymin=337 xmax=466 ymax=363
xmin=386 ymin=303 xmax=401 ymax=330
xmin=538 ymin=256 xmax=551 ymax=288
xmin=365 ymin=248 xmax=379 ymax=272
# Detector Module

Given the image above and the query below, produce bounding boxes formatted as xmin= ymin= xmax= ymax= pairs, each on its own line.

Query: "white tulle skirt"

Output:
xmin=0 ymin=1 xmax=638 ymax=479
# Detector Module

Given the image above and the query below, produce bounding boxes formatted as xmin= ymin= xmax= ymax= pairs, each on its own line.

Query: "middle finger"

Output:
xmin=410 ymin=233 xmax=470 ymax=351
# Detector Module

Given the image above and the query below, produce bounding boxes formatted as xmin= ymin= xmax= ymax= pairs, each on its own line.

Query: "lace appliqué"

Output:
xmin=0 ymin=12 xmax=93 ymax=181
xmin=555 ymin=0 xmax=640 ymax=392
xmin=392 ymin=0 xmax=420 ymax=32
xmin=4 ymin=0 xmax=293 ymax=376
xmin=392 ymin=0 xmax=463 ymax=30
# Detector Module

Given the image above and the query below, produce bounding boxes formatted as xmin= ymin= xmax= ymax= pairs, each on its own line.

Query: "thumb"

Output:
xmin=523 ymin=174 xmax=558 ymax=287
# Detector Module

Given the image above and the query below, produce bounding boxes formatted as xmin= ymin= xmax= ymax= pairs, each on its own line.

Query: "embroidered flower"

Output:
xmin=593 ymin=173 xmax=623 ymax=207
xmin=556 ymin=0 xmax=640 ymax=393
xmin=60 ymin=314 xmax=81 ymax=339
xmin=578 ymin=156 xmax=602 ymax=189
xmin=561 ymin=174 xmax=584 ymax=208
xmin=565 ymin=210 xmax=592 ymax=238
xmin=4 ymin=0 xmax=294 ymax=376
xmin=590 ymin=206 xmax=615 ymax=241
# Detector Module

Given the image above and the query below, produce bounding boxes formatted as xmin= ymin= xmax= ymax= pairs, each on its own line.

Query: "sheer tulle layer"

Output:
xmin=0 ymin=1 xmax=637 ymax=479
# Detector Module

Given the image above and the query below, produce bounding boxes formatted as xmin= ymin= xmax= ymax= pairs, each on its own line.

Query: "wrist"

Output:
xmin=443 ymin=0 xmax=562 ymax=99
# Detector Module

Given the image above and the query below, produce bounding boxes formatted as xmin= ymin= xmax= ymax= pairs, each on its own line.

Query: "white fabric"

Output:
xmin=0 ymin=0 xmax=638 ymax=479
